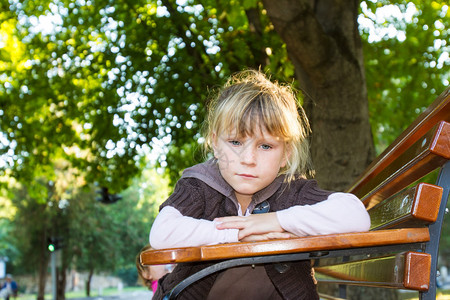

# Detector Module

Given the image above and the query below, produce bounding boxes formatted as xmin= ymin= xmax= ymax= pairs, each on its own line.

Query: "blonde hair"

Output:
xmin=135 ymin=245 xmax=153 ymax=289
xmin=203 ymin=69 xmax=313 ymax=181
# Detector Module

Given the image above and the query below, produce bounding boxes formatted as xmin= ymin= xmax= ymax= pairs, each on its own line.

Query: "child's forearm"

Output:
xmin=215 ymin=213 xmax=289 ymax=240
xmin=276 ymin=192 xmax=370 ymax=236
xmin=149 ymin=206 xmax=239 ymax=249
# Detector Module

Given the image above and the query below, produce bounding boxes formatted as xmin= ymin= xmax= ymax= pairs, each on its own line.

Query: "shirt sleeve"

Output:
xmin=276 ymin=192 xmax=370 ymax=237
xmin=149 ymin=206 xmax=239 ymax=249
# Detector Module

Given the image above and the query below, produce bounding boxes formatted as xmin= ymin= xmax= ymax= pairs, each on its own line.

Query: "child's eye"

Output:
xmin=228 ymin=140 xmax=241 ymax=146
xmin=260 ymin=144 xmax=272 ymax=150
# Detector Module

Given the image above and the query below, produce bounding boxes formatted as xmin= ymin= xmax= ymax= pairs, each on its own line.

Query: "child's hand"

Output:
xmin=240 ymin=232 xmax=294 ymax=242
xmin=215 ymin=213 xmax=290 ymax=241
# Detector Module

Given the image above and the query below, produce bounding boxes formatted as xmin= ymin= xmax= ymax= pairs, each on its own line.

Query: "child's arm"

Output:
xmin=149 ymin=206 xmax=239 ymax=249
xmin=276 ymin=192 xmax=370 ymax=236
xmin=215 ymin=213 xmax=292 ymax=241
xmin=215 ymin=193 xmax=370 ymax=241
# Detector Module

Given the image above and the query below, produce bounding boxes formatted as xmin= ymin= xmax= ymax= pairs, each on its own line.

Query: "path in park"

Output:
xmin=71 ymin=289 xmax=153 ymax=300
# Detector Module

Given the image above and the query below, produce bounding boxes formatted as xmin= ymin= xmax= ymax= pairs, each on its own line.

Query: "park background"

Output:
xmin=0 ymin=0 xmax=449 ymax=299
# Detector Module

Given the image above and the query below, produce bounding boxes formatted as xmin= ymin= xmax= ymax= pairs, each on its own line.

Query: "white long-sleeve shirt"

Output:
xmin=150 ymin=192 xmax=370 ymax=249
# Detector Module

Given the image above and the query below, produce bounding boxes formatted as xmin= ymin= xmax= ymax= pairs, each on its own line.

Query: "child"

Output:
xmin=135 ymin=245 xmax=172 ymax=296
xmin=149 ymin=70 xmax=370 ymax=299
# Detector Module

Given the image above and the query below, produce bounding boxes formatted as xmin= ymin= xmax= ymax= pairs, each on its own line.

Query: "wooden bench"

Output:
xmin=141 ymin=87 xmax=450 ymax=299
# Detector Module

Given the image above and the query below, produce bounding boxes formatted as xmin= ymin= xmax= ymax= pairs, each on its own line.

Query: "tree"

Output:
xmin=68 ymin=163 xmax=170 ymax=296
xmin=4 ymin=157 xmax=170 ymax=299
xmin=361 ymin=0 xmax=449 ymax=152
xmin=0 ymin=176 xmax=19 ymax=267
xmin=3 ymin=0 xmax=447 ymax=192
xmin=9 ymin=183 xmax=53 ymax=300
xmin=0 ymin=0 xmax=293 ymax=191
xmin=1 ymin=1 xmax=449 ymax=297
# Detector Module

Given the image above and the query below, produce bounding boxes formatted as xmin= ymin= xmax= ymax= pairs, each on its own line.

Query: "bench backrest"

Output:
xmin=349 ymin=87 xmax=450 ymax=207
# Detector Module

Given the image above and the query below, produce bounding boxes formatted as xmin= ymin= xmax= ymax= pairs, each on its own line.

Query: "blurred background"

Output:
xmin=0 ymin=0 xmax=449 ymax=299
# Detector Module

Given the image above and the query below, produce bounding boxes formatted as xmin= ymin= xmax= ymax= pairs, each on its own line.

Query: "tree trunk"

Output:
xmin=262 ymin=0 xmax=375 ymax=191
xmin=37 ymin=262 xmax=47 ymax=300
xmin=57 ymin=260 xmax=66 ymax=300
xmin=86 ymin=269 xmax=94 ymax=297
xmin=37 ymin=233 xmax=49 ymax=300
xmin=262 ymin=1 xmax=389 ymax=298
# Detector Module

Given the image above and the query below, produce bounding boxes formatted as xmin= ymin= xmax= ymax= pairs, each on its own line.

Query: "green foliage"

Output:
xmin=66 ymin=164 xmax=170 ymax=274
xmin=115 ymin=265 xmax=139 ymax=286
xmin=1 ymin=1 xmax=448 ymax=194
xmin=3 ymin=157 xmax=169 ymax=290
xmin=360 ymin=0 xmax=449 ymax=154
xmin=0 ymin=180 xmax=18 ymax=261
xmin=8 ymin=183 xmax=52 ymax=274
xmin=0 ymin=218 xmax=18 ymax=265
xmin=0 ymin=0 xmax=291 ymax=187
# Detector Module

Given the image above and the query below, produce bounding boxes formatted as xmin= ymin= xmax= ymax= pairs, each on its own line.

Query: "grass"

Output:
xmin=15 ymin=286 xmax=149 ymax=300
xmin=398 ymin=289 xmax=450 ymax=300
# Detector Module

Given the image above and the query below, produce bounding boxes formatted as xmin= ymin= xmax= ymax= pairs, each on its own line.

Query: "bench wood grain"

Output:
xmin=368 ymin=182 xmax=442 ymax=230
xmin=315 ymin=251 xmax=431 ymax=291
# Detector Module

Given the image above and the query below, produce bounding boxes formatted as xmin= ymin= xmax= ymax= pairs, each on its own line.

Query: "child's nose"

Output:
xmin=240 ymin=147 xmax=256 ymax=165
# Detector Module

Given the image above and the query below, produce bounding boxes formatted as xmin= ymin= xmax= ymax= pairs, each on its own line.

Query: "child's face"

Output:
xmin=214 ymin=126 xmax=287 ymax=204
xmin=141 ymin=266 xmax=152 ymax=280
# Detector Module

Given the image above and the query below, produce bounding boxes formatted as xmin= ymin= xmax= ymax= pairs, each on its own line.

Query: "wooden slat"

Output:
xmin=140 ymin=228 xmax=430 ymax=265
xmin=369 ymin=183 xmax=443 ymax=230
xmin=349 ymin=87 xmax=450 ymax=197
xmin=315 ymin=251 xmax=431 ymax=291
xmin=140 ymin=247 xmax=202 ymax=265
xmin=360 ymin=121 xmax=450 ymax=209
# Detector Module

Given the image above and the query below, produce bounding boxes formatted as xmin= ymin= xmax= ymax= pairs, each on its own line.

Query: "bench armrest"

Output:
xmin=140 ymin=228 xmax=429 ymax=265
